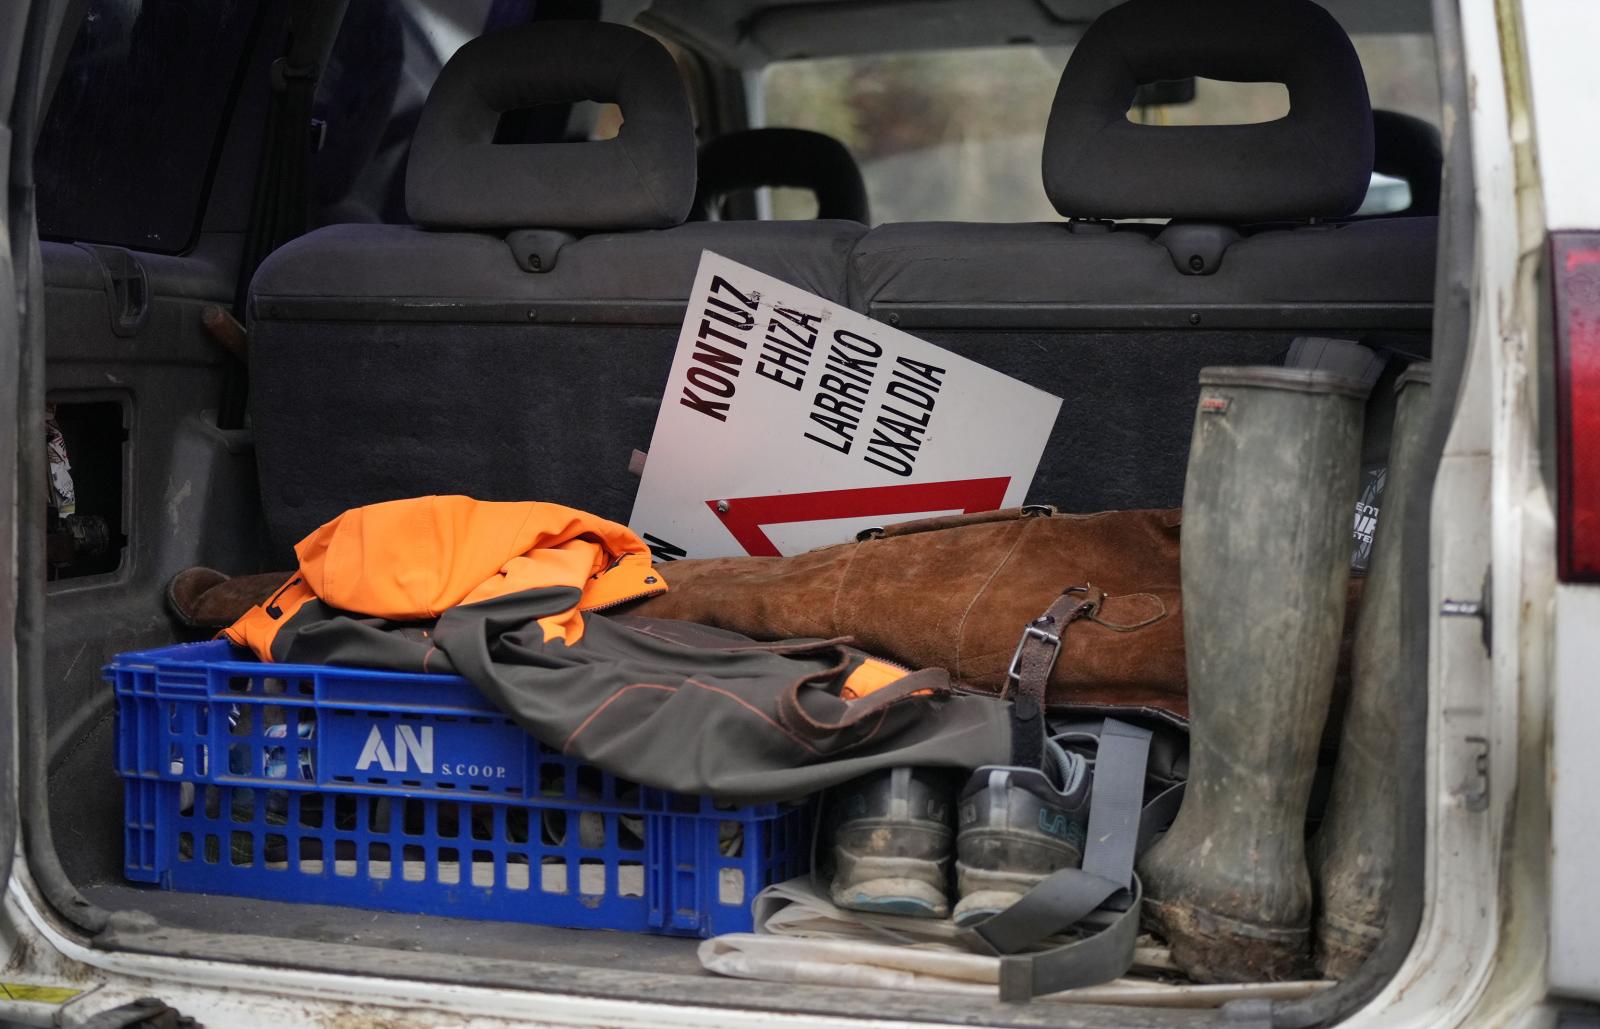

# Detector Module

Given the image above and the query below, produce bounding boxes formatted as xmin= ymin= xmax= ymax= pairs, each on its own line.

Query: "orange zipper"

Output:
xmin=581 ymin=586 xmax=668 ymax=613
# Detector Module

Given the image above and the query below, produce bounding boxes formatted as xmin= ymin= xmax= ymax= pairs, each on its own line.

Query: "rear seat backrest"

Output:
xmin=847 ymin=0 xmax=1435 ymax=514
xmin=248 ymin=22 xmax=866 ymax=554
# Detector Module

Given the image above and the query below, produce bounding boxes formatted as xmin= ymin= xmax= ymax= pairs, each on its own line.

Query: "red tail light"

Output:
xmin=1553 ymin=232 xmax=1600 ymax=581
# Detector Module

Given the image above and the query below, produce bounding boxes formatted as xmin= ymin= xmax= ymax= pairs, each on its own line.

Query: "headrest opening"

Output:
xmin=1042 ymin=0 xmax=1374 ymax=222
xmin=406 ymin=22 xmax=696 ymax=231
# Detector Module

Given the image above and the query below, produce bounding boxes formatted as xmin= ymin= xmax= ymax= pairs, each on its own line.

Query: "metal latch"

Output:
xmin=1006 ymin=623 xmax=1062 ymax=690
xmin=76 ymin=243 xmax=151 ymax=337
xmin=1441 ymin=568 xmax=1492 ymax=656
xmin=1462 ymin=735 xmax=1490 ymax=812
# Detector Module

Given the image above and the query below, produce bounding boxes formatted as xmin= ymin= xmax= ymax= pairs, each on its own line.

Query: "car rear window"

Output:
xmin=34 ymin=0 xmax=260 ymax=254
xmin=760 ymin=34 xmax=1441 ymax=223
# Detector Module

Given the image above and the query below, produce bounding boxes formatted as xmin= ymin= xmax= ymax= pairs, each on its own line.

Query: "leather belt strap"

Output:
xmin=1006 ymin=586 xmax=1103 ymax=772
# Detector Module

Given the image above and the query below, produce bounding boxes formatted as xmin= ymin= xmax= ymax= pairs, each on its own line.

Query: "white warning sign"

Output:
xmin=628 ymin=252 xmax=1062 ymax=559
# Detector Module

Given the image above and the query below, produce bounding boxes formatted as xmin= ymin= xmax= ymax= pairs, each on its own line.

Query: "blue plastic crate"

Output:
xmin=109 ymin=640 xmax=810 ymax=937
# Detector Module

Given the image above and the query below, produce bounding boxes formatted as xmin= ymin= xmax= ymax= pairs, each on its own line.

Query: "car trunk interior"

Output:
xmin=23 ymin=0 xmax=1462 ymax=1024
xmin=36 ymin=243 xmax=1339 ymax=1028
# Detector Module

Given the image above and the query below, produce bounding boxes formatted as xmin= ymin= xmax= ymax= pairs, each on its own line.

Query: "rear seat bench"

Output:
xmin=847 ymin=0 xmax=1435 ymax=512
xmin=249 ymin=2 xmax=1436 ymax=556
xmin=248 ymin=23 xmax=864 ymax=554
xmin=849 ymin=216 xmax=1435 ymax=512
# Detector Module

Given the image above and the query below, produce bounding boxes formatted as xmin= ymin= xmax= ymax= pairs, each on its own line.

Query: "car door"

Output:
xmin=0 ymin=0 xmax=47 ymax=907
xmin=23 ymin=0 xmax=274 ymax=922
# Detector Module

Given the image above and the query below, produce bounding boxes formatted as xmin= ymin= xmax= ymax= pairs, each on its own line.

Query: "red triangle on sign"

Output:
xmin=707 ymin=477 xmax=1011 ymax=557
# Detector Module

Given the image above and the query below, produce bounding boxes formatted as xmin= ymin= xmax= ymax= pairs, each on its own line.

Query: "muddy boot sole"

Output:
xmin=1144 ymin=896 xmax=1311 ymax=983
xmin=952 ymin=888 xmax=1029 ymax=926
xmin=830 ymin=851 xmax=950 ymax=917
xmin=831 ymin=877 xmax=949 ymax=918
xmin=952 ymin=856 xmax=1051 ymax=925
xmin=1315 ymin=911 xmax=1384 ymax=979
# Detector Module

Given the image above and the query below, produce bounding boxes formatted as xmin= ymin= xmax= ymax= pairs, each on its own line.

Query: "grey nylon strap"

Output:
xmin=962 ymin=718 xmax=1178 ymax=1002
xmin=966 ymin=865 xmax=1124 ymax=955
xmin=998 ymin=877 xmax=1146 ymax=1002
xmin=1081 ymin=719 xmax=1152 ymax=889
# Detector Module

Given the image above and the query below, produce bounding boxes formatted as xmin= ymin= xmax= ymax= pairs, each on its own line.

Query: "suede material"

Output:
xmin=168 ymin=517 xmax=1368 ymax=725
xmin=166 ymin=568 xmax=293 ymax=629
xmin=629 ymin=508 xmax=1190 ymax=719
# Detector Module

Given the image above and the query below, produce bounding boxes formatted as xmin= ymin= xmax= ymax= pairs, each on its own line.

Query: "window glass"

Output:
xmin=35 ymin=0 xmax=259 ymax=253
xmin=761 ymin=46 xmax=1062 ymax=224
xmin=760 ymin=34 xmax=1440 ymax=224
xmin=1351 ymin=33 xmax=1442 ymax=127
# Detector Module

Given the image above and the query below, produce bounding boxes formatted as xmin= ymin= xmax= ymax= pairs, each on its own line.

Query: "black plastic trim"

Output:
xmin=0 ymin=0 xmax=34 ymax=913
xmin=17 ymin=0 xmax=110 ymax=934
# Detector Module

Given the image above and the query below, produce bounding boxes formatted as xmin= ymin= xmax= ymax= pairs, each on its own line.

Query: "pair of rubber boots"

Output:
xmin=1136 ymin=363 xmax=1433 ymax=983
xmin=828 ymin=740 xmax=1092 ymax=923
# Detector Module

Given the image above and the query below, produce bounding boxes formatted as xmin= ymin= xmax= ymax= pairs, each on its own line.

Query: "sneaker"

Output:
xmin=952 ymin=740 xmax=1092 ymax=925
xmin=828 ymin=766 xmax=956 ymax=918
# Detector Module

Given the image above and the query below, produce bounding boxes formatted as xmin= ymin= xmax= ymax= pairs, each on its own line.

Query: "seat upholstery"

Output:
xmin=249 ymin=24 xmax=864 ymax=553
xmin=405 ymin=21 xmax=696 ymax=231
xmin=846 ymin=0 xmax=1435 ymax=512
xmin=849 ymin=219 xmax=1437 ymax=314
xmin=252 ymin=221 xmax=865 ymax=312
xmin=1042 ymin=0 xmax=1373 ymax=222
xmin=252 ymin=2 xmax=1438 ymax=549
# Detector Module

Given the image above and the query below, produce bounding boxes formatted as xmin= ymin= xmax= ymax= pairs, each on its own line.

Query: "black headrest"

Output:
xmin=406 ymin=22 xmax=696 ymax=231
xmin=1043 ymin=0 xmax=1374 ymax=222
xmin=1372 ymin=109 xmax=1442 ymax=216
xmin=691 ymin=128 xmax=871 ymax=223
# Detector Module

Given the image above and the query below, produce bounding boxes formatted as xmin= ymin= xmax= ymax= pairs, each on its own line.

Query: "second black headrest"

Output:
xmin=1373 ymin=109 xmax=1442 ymax=216
xmin=1043 ymin=0 xmax=1374 ymax=222
xmin=692 ymin=128 xmax=871 ymax=223
xmin=406 ymin=22 xmax=696 ymax=231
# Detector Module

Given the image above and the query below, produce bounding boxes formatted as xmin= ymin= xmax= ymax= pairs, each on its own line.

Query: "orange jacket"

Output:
xmin=227 ymin=495 xmax=664 ymax=660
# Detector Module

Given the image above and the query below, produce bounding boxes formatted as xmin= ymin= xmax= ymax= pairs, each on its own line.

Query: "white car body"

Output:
xmin=0 ymin=0 xmax=1591 ymax=1025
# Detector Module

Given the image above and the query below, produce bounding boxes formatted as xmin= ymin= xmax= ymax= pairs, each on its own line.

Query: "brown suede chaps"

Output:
xmin=169 ymin=507 xmax=1365 ymax=726
xmin=630 ymin=507 xmax=1192 ymax=721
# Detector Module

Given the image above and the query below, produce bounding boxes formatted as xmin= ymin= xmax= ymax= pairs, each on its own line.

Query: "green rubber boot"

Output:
xmin=1137 ymin=366 xmax=1368 ymax=983
xmin=1311 ymin=363 xmax=1432 ymax=978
